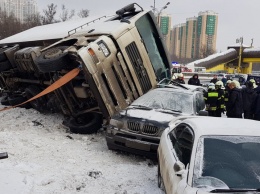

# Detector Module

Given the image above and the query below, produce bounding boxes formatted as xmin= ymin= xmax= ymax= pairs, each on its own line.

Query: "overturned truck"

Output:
xmin=0 ymin=3 xmax=171 ymax=134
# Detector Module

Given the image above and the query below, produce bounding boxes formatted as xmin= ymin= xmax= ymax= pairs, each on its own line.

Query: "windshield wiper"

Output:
xmin=157 ymin=108 xmax=182 ymax=114
xmin=210 ymin=188 xmax=260 ymax=193
xmin=130 ymin=105 xmax=152 ymax=110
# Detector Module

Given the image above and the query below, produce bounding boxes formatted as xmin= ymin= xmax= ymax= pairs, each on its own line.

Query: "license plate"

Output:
xmin=125 ymin=140 xmax=151 ymax=151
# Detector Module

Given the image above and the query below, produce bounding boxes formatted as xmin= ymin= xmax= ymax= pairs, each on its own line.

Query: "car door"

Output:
xmin=162 ymin=124 xmax=194 ymax=194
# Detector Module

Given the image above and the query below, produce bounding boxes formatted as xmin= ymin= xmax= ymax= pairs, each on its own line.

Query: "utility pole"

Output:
xmin=238 ymin=36 xmax=243 ymax=73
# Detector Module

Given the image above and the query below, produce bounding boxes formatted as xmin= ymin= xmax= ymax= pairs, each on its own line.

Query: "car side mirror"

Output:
xmin=174 ymin=161 xmax=185 ymax=173
xmin=198 ymin=110 xmax=208 ymax=116
xmin=173 ymin=161 xmax=186 ymax=178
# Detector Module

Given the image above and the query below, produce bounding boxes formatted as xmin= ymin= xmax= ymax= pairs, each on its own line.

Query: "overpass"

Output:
xmin=186 ymin=45 xmax=260 ymax=74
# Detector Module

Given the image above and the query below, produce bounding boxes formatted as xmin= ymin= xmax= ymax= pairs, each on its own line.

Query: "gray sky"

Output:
xmin=37 ymin=0 xmax=260 ymax=52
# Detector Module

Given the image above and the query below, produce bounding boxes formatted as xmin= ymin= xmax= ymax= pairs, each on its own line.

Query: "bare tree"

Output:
xmin=77 ymin=9 xmax=89 ymax=18
xmin=0 ymin=9 xmax=23 ymax=39
xmin=199 ymin=45 xmax=216 ymax=59
xmin=42 ymin=3 xmax=58 ymax=24
xmin=60 ymin=4 xmax=75 ymax=22
xmin=23 ymin=13 xmax=42 ymax=29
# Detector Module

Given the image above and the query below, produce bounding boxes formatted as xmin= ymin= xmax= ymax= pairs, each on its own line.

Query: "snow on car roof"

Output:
xmin=183 ymin=117 xmax=260 ymax=136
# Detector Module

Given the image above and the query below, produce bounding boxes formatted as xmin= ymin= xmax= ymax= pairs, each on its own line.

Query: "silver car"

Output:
xmin=106 ymin=87 xmax=206 ymax=158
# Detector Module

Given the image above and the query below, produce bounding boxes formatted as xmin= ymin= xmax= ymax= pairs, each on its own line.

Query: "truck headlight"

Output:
xmin=98 ymin=41 xmax=110 ymax=57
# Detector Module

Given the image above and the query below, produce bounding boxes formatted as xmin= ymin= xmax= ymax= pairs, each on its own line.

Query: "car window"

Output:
xmin=170 ymin=124 xmax=194 ymax=167
xmin=131 ymin=89 xmax=194 ymax=114
xmin=193 ymin=136 xmax=260 ymax=189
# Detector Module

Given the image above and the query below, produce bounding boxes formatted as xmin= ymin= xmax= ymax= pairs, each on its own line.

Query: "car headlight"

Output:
xmin=98 ymin=41 xmax=110 ymax=57
xmin=109 ymin=119 xmax=124 ymax=129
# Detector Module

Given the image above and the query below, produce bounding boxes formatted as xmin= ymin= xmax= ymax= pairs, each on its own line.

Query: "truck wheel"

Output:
xmin=25 ymin=85 xmax=46 ymax=112
xmin=66 ymin=112 xmax=103 ymax=134
xmin=0 ymin=47 xmax=7 ymax=62
xmin=0 ymin=60 xmax=12 ymax=72
xmin=7 ymin=94 xmax=29 ymax=108
xmin=1 ymin=96 xmax=10 ymax=106
xmin=35 ymin=46 xmax=71 ymax=73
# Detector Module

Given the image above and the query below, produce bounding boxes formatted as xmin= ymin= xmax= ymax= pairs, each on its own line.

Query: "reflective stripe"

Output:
xmin=224 ymin=98 xmax=228 ymax=102
xmin=206 ymin=106 xmax=217 ymax=111
xmin=208 ymin=92 xmax=218 ymax=97
xmin=220 ymin=105 xmax=225 ymax=108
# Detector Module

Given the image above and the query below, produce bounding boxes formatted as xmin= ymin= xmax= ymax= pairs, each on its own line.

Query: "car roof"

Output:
xmin=183 ymin=117 xmax=260 ymax=136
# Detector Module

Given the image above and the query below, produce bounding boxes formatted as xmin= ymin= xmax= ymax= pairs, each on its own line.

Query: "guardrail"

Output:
xmin=67 ymin=16 xmax=109 ymax=36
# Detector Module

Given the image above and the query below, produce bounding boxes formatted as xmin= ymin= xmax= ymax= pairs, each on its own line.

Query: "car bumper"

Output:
xmin=106 ymin=128 xmax=160 ymax=159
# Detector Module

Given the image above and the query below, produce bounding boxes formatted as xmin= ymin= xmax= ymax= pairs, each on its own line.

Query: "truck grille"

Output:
xmin=127 ymin=121 xmax=159 ymax=136
xmin=125 ymin=42 xmax=152 ymax=94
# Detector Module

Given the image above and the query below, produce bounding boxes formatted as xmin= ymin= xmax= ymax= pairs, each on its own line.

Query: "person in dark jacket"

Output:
xmin=241 ymin=81 xmax=257 ymax=119
xmin=252 ymin=82 xmax=260 ymax=120
xmin=188 ymin=74 xmax=201 ymax=86
xmin=226 ymin=81 xmax=243 ymax=118
xmin=210 ymin=74 xmax=219 ymax=84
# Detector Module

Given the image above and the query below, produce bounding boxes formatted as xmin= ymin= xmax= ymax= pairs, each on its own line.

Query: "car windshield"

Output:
xmin=193 ymin=136 xmax=260 ymax=190
xmin=131 ymin=89 xmax=194 ymax=114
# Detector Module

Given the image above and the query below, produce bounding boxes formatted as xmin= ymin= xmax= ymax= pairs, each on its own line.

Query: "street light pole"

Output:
xmin=151 ymin=2 xmax=170 ymax=24
xmin=154 ymin=0 xmax=155 ymax=13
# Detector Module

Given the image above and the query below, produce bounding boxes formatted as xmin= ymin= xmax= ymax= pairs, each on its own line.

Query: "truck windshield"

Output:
xmin=135 ymin=13 xmax=171 ymax=81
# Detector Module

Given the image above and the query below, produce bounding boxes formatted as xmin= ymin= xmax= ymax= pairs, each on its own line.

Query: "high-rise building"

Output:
xmin=170 ymin=24 xmax=181 ymax=58
xmin=169 ymin=10 xmax=218 ymax=60
xmin=196 ymin=10 xmax=218 ymax=58
xmin=185 ymin=17 xmax=197 ymax=59
xmin=179 ymin=23 xmax=186 ymax=58
xmin=0 ymin=0 xmax=38 ymax=22
xmin=158 ymin=13 xmax=172 ymax=51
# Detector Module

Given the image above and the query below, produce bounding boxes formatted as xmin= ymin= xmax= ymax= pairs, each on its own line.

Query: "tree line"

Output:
xmin=0 ymin=3 xmax=89 ymax=40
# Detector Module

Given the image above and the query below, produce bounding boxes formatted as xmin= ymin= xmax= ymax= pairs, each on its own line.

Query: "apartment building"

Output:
xmin=196 ymin=10 xmax=218 ymax=58
xmin=158 ymin=13 xmax=172 ymax=51
xmin=0 ymin=0 xmax=38 ymax=22
xmin=169 ymin=10 xmax=218 ymax=59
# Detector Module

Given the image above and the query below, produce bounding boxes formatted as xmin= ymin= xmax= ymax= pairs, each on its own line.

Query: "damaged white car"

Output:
xmin=158 ymin=117 xmax=260 ymax=194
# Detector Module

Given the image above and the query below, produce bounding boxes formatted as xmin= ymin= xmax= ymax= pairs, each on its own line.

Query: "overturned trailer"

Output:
xmin=0 ymin=3 xmax=171 ymax=134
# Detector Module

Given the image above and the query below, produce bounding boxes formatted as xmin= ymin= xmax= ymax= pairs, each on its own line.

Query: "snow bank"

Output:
xmin=0 ymin=103 xmax=163 ymax=194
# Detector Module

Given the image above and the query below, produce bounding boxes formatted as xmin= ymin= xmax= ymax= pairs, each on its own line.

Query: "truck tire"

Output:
xmin=1 ymin=96 xmax=10 ymax=106
xmin=0 ymin=60 xmax=12 ymax=72
xmin=65 ymin=112 xmax=103 ymax=134
xmin=25 ymin=85 xmax=46 ymax=112
xmin=35 ymin=46 xmax=71 ymax=73
xmin=0 ymin=47 xmax=7 ymax=62
xmin=7 ymin=94 xmax=29 ymax=108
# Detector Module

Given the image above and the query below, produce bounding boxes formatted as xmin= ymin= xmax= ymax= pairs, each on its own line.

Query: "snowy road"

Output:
xmin=0 ymin=103 xmax=163 ymax=194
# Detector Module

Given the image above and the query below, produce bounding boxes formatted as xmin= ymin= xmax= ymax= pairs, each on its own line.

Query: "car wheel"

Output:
xmin=25 ymin=85 xmax=46 ymax=112
xmin=1 ymin=96 xmax=10 ymax=106
xmin=65 ymin=112 xmax=103 ymax=134
xmin=157 ymin=162 xmax=165 ymax=190
xmin=35 ymin=46 xmax=72 ymax=73
xmin=0 ymin=60 xmax=12 ymax=72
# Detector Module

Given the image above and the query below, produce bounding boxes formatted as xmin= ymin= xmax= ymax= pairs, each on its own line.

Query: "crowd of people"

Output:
xmin=171 ymin=72 xmax=260 ymax=120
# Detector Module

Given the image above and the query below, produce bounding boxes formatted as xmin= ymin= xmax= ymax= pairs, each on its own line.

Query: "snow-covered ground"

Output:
xmin=0 ymin=102 xmax=163 ymax=194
